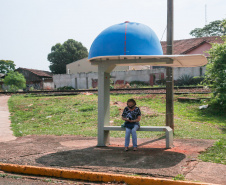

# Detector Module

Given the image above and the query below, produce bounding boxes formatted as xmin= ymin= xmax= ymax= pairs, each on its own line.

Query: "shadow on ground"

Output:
xmin=1 ymin=136 xmax=221 ymax=183
xmin=36 ymin=146 xmax=186 ymax=170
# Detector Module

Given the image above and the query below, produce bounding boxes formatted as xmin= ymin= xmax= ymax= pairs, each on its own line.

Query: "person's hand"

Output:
xmin=122 ymin=117 xmax=129 ymax=121
xmin=128 ymin=119 xmax=134 ymax=122
xmin=123 ymin=118 xmax=130 ymax=122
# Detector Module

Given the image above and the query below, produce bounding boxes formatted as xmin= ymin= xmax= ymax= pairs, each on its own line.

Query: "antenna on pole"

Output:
xmin=205 ymin=4 xmax=207 ymax=25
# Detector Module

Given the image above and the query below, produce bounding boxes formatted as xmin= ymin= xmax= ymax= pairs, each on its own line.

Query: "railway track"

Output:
xmin=0 ymin=86 xmax=211 ymax=95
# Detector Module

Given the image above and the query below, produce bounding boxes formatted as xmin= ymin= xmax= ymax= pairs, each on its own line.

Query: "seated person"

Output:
xmin=122 ymin=99 xmax=141 ymax=151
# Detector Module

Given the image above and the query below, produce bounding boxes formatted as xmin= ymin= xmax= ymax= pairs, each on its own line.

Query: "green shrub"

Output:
xmin=29 ymin=86 xmax=34 ymax=91
xmin=192 ymin=76 xmax=204 ymax=85
xmin=155 ymin=79 xmax=166 ymax=86
xmin=175 ymin=75 xmax=194 ymax=86
xmin=3 ymin=71 xmax=26 ymax=92
xmin=9 ymin=85 xmax=20 ymax=92
xmin=130 ymin=81 xmax=149 ymax=88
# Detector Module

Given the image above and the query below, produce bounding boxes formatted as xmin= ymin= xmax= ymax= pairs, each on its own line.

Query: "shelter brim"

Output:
xmin=89 ymin=54 xmax=208 ymax=67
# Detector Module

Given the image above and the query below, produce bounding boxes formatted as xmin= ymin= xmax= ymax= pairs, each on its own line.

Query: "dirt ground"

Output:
xmin=0 ymin=135 xmax=225 ymax=184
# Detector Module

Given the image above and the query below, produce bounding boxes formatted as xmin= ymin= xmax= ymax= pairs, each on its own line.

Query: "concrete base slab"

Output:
xmin=0 ymin=135 xmax=221 ymax=184
xmin=186 ymin=162 xmax=226 ymax=185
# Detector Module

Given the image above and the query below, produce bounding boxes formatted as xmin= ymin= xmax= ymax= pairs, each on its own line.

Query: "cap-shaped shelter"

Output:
xmin=88 ymin=22 xmax=207 ymax=146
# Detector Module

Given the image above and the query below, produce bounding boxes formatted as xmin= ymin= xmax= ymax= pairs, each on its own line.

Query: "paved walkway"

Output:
xmin=0 ymin=96 xmax=16 ymax=142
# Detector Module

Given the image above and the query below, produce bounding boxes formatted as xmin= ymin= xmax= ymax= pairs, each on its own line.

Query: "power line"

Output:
xmin=161 ymin=26 xmax=167 ymax=41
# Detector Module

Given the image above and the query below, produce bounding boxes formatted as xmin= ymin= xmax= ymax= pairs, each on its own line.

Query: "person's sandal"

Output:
xmin=125 ymin=147 xmax=129 ymax=151
xmin=133 ymin=147 xmax=137 ymax=151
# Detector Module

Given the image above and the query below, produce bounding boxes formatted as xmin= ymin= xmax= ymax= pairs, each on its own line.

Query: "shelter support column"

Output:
xmin=97 ymin=63 xmax=115 ymax=146
xmin=166 ymin=0 xmax=174 ymax=130
xmin=166 ymin=67 xmax=174 ymax=130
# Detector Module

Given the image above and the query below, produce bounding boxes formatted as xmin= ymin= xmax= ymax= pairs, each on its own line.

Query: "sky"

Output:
xmin=0 ymin=0 xmax=225 ymax=72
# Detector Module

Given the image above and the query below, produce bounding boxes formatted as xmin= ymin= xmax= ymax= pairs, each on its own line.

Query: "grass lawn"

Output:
xmin=8 ymin=93 xmax=225 ymax=164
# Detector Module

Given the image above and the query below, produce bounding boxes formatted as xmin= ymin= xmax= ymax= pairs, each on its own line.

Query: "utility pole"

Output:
xmin=205 ymin=4 xmax=208 ymax=25
xmin=166 ymin=0 xmax=174 ymax=130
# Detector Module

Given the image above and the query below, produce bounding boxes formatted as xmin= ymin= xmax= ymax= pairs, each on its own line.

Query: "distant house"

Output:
xmin=161 ymin=36 xmax=223 ymax=56
xmin=159 ymin=36 xmax=224 ymax=75
xmin=15 ymin=68 xmax=54 ymax=90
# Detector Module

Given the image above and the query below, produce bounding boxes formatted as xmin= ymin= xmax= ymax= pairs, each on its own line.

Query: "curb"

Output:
xmin=0 ymin=163 xmax=212 ymax=185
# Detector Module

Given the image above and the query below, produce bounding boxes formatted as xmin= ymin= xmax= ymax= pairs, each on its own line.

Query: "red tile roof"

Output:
xmin=17 ymin=68 xmax=53 ymax=78
xmin=161 ymin=36 xmax=224 ymax=55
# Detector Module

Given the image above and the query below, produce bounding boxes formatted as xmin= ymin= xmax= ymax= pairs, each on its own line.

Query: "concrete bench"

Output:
xmin=103 ymin=126 xmax=173 ymax=148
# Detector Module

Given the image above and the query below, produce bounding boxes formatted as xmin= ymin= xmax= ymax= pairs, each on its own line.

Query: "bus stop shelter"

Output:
xmin=88 ymin=22 xmax=208 ymax=146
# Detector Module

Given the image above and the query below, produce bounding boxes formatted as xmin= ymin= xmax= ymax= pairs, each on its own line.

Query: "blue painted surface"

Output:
xmin=88 ymin=22 xmax=163 ymax=59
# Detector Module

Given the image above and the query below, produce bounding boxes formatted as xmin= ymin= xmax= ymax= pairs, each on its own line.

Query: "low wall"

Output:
xmin=53 ymin=67 xmax=206 ymax=89
xmin=53 ymin=74 xmax=76 ymax=89
xmin=173 ymin=67 xmax=205 ymax=79
xmin=111 ymin=68 xmax=166 ymax=84
xmin=43 ymin=82 xmax=54 ymax=90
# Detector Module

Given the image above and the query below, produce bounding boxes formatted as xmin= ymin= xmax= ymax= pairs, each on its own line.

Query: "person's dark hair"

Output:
xmin=127 ymin=99 xmax=136 ymax=106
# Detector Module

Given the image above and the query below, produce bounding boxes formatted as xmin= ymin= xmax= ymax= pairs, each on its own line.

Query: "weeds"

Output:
xmin=0 ymin=174 xmax=8 ymax=178
xmin=199 ymin=138 xmax=226 ymax=165
xmin=173 ymin=174 xmax=185 ymax=181
xmin=0 ymin=173 xmax=22 ymax=179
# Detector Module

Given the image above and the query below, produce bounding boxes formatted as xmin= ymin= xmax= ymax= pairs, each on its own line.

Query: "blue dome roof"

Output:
xmin=88 ymin=22 xmax=163 ymax=59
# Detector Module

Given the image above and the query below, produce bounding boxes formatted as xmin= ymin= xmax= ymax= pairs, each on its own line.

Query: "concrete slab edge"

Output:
xmin=0 ymin=163 xmax=213 ymax=185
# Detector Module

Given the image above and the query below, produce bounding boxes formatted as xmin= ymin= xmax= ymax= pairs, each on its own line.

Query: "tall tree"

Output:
xmin=205 ymin=36 xmax=226 ymax=111
xmin=0 ymin=60 xmax=16 ymax=74
xmin=48 ymin=39 xmax=88 ymax=74
xmin=190 ymin=19 xmax=226 ymax=38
